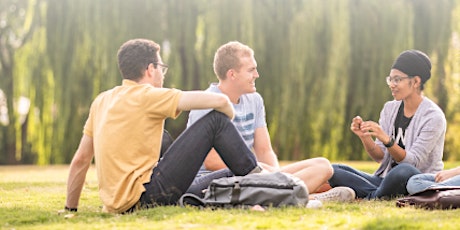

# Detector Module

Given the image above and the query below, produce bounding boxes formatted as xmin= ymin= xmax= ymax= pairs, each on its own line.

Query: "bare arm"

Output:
xmin=177 ymin=91 xmax=234 ymax=119
xmin=253 ymin=126 xmax=279 ymax=168
xmin=65 ymin=134 xmax=94 ymax=210
xmin=435 ymin=166 xmax=460 ymax=182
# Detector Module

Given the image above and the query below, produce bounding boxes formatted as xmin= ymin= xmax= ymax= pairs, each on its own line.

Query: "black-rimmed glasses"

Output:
xmin=150 ymin=62 xmax=168 ymax=75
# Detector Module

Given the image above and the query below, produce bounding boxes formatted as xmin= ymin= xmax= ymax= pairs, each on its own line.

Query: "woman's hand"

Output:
xmin=351 ymin=116 xmax=389 ymax=144
xmin=435 ymin=167 xmax=460 ymax=182
xmin=351 ymin=116 xmax=386 ymax=161
xmin=350 ymin=116 xmax=365 ymax=137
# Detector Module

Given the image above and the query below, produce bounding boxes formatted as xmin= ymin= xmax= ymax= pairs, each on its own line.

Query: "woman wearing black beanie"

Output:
xmin=325 ymin=50 xmax=446 ymax=200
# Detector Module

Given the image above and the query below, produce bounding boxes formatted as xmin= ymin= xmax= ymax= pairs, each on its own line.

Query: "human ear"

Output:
xmin=227 ymin=69 xmax=236 ymax=80
xmin=411 ymin=76 xmax=422 ymax=88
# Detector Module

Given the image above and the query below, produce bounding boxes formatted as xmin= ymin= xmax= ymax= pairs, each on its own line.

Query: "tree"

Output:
xmin=0 ymin=0 xmax=42 ymax=164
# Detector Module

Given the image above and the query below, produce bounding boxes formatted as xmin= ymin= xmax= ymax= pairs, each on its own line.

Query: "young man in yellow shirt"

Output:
xmin=65 ymin=39 xmax=262 ymax=213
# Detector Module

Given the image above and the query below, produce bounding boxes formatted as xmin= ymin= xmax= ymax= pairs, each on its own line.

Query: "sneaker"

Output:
xmin=249 ymin=165 xmax=269 ymax=174
xmin=306 ymin=199 xmax=323 ymax=209
xmin=249 ymin=165 xmax=263 ymax=174
xmin=311 ymin=186 xmax=356 ymax=202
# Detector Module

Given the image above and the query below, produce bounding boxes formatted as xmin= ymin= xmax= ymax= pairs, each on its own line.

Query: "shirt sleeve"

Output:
xmin=400 ymin=106 xmax=446 ymax=169
xmin=187 ymin=108 xmax=213 ymax=128
xmin=83 ymin=96 xmax=100 ymax=138
xmin=144 ymin=88 xmax=183 ymax=119
xmin=254 ymin=93 xmax=267 ymax=129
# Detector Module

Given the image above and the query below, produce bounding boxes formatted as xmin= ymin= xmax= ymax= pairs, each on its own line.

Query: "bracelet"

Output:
xmin=384 ymin=137 xmax=395 ymax=148
xmin=65 ymin=206 xmax=78 ymax=212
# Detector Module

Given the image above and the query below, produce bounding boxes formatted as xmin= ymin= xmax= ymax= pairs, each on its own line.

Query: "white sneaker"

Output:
xmin=306 ymin=199 xmax=323 ymax=209
xmin=311 ymin=186 xmax=356 ymax=202
xmin=249 ymin=165 xmax=264 ymax=174
xmin=249 ymin=165 xmax=270 ymax=174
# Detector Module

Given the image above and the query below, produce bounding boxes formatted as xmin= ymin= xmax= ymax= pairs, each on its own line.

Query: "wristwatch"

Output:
xmin=384 ymin=137 xmax=395 ymax=148
xmin=65 ymin=206 xmax=78 ymax=212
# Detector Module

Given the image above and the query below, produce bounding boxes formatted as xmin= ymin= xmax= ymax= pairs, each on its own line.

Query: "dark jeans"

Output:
xmin=329 ymin=163 xmax=421 ymax=199
xmin=138 ymin=111 xmax=258 ymax=207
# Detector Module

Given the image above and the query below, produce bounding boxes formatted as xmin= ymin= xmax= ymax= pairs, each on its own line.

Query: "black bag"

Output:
xmin=179 ymin=172 xmax=309 ymax=208
xmin=396 ymin=186 xmax=460 ymax=209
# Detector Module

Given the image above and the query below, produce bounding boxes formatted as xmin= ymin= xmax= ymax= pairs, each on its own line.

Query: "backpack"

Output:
xmin=179 ymin=171 xmax=309 ymax=208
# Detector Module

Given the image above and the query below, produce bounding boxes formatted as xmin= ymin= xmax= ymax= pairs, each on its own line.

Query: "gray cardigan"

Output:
xmin=374 ymin=97 xmax=446 ymax=177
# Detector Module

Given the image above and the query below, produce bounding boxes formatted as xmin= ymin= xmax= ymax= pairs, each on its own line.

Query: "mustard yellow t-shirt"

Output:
xmin=84 ymin=79 xmax=182 ymax=213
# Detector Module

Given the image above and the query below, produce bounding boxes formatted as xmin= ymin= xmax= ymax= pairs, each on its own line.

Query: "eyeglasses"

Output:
xmin=154 ymin=62 xmax=168 ymax=75
xmin=151 ymin=62 xmax=168 ymax=75
xmin=386 ymin=75 xmax=413 ymax=86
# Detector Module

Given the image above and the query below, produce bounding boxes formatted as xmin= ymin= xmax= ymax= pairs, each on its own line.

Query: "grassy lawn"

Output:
xmin=1 ymin=162 xmax=460 ymax=230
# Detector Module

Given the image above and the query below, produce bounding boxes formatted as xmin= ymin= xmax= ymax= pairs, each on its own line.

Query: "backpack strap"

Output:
xmin=178 ymin=193 xmax=205 ymax=207
xmin=230 ymin=181 xmax=241 ymax=204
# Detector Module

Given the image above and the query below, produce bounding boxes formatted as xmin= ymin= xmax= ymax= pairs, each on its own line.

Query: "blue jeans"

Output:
xmin=407 ymin=173 xmax=460 ymax=195
xmin=138 ymin=111 xmax=258 ymax=207
xmin=329 ymin=163 xmax=421 ymax=199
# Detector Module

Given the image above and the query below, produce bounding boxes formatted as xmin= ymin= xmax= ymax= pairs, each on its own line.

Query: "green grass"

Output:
xmin=1 ymin=162 xmax=460 ymax=230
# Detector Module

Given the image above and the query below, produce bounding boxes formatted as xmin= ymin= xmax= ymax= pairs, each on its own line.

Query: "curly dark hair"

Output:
xmin=117 ymin=39 xmax=161 ymax=81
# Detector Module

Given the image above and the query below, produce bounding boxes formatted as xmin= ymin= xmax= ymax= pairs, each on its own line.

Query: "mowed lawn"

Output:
xmin=1 ymin=161 xmax=460 ymax=230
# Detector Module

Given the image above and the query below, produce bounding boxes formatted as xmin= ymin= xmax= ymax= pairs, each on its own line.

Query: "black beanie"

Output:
xmin=391 ymin=50 xmax=431 ymax=83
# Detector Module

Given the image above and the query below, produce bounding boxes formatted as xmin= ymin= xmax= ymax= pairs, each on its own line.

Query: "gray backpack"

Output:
xmin=179 ymin=172 xmax=309 ymax=208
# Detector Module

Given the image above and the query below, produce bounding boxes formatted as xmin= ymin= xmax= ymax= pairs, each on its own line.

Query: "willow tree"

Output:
xmin=283 ymin=0 xmax=351 ymax=161
xmin=161 ymin=0 xmax=202 ymax=137
xmin=250 ymin=1 xmax=302 ymax=160
xmin=246 ymin=0 xmax=349 ymax=160
xmin=341 ymin=0 xmax=413 ymax=160
xmin=443 ymin=0 xmax=460 ymax=160
xmin=198 ymin=0 xmax=258 ymax=86
xmin=4 ymin=0 xmax=459 ymax=164
xmin=0 ymin=0 xmax=42 ymax=164
xmin=412 ymin=0 xmax=454 ymax=112
xmin=44 ymin=0 xmax=124 ymax=163
xmin=43 ymin=0 xmax=171 ymax=163
xmin=44 ymin=0 xmax=101 ymax=163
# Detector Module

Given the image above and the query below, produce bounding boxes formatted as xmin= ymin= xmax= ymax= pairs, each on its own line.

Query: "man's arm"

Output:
xmin=65 ymin=134 xmax=94 ymax=210
xmin=253 ymin=126 xmax=279 ymax=168
xmin=177 ymin=91 xmax=234 ymax=119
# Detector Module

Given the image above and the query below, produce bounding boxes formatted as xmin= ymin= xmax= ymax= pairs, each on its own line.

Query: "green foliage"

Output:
xmin=1 ymin=0 xmax=459 ymax=164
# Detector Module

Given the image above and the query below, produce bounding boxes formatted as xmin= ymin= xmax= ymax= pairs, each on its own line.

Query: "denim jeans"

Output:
xmin=138 ymin=111 xmax=258 ymax=207
xmin=406 ymin=173 xmax=460 ymax=195
xmin=329 ymin=163 xmax=421 ymax=199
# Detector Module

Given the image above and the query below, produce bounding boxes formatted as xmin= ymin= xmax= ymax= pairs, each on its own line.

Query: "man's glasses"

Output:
xmin=386 ymin=75 xmax=413 ymax=86
xmin=151 ymin=62 xmax=168 ymax=75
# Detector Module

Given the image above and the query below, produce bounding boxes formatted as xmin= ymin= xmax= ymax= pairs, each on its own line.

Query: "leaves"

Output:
xmin=1 ymin=0 xmax=459 ymax=163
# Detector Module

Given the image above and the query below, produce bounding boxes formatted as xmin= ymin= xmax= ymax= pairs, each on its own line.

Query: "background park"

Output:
xmin=1 ymin=0 xmax=460 ymax=229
